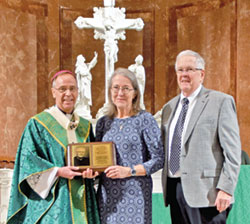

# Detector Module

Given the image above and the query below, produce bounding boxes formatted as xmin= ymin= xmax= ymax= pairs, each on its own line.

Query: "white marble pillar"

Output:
xmin=152 ymin=170 xmax=163 ymax=193
xmin=0 ymin=169 xmax=13 ymax=224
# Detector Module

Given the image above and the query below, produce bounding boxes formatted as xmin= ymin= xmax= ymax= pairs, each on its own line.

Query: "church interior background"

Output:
xmin=1 ymin=0 xmax=250 ymax=223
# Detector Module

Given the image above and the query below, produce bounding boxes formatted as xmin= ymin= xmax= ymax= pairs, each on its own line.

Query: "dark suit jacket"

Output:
xmin=161 ymin=87 xmax=241 ymax=207
xmin=241 ymin=150 xmax=250 ymax=165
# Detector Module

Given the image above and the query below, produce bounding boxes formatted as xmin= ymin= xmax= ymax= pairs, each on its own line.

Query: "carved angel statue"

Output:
xmin=75 ymin=52 xmax=98 ymax=109
xmin=128 ymin=55 xmax=146 ymax=109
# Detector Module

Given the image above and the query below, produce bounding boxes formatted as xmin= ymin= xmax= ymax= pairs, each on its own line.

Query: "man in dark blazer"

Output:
xmin=161 ymin=50 xmax=241 ymax=223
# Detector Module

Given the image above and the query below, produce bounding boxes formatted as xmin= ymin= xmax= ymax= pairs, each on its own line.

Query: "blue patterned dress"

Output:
xmin=95 ymin=111 xmax=164 ymax=224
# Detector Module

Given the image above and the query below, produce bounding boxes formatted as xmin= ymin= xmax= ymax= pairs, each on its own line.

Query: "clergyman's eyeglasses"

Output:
xmin=54 ymin=86 xmax=78 ymax=93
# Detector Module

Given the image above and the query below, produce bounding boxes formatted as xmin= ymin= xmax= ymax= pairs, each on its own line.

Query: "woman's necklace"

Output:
xmin=118 ymin=119 xmax=126 ymax=131
xmin=116 ymin=112 xmax=132 ymax=131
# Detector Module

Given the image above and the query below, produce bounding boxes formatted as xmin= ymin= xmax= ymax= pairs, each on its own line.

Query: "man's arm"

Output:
xmin=216 ymin=95 xmax=241 ymax=211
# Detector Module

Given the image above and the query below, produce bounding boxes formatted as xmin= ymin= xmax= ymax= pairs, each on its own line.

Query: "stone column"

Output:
xmin=0 ymin=169 xmax=13 ymax=224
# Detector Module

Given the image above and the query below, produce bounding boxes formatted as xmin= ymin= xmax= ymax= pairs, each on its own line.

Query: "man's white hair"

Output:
xmin=175 ymin=50 xmax=205 ymax=71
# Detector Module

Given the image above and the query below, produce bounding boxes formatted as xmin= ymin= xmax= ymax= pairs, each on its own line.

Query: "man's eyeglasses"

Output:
xmin=54 ymin=86 xmax=78 ymax=93
xmin=111 ymin=86 xmax=134 ymax=94
xmin=176 ymin=68 xmax=202 ymax=74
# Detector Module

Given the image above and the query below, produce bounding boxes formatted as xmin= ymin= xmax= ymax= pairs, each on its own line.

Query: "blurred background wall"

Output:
xmin=0 ymin=0 xmax=249 ymax=167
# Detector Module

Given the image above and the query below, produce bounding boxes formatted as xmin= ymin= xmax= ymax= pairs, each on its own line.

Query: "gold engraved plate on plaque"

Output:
xmin=67 ymin=142 xmax=116 ymax=172
xmin=92 ymin=144 xmax=113 ymax=166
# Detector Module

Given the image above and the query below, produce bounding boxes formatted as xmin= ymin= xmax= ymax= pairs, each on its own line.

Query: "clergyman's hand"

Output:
xmin=82 ymin=168 xmax=99 ymax=179
xmin=57 ymin=166 xmax=82 ymax=179
xmin=214 ymin=190 xmax=232 ymax=213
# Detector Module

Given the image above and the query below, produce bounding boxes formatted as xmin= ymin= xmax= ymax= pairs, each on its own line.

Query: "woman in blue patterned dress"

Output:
xmin=95 ymin=68 xmax=164 ymax=224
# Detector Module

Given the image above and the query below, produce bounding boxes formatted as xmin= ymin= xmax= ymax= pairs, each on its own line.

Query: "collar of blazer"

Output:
xmin=182 ymin=87 xmax=210 ymax=145
xmin=161 ymin=87 xmax=210 ymax=143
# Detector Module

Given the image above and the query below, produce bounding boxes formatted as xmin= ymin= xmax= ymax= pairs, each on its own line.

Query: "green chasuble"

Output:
xmin=7 ymin=111 xmax=100 ymax=224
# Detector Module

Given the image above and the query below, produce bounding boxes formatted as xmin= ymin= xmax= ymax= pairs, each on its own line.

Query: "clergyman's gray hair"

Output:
xmin=175 ymin=50 xmax=205 ymax=71
xmin=51 ymin=72 xmax=77 ymax=88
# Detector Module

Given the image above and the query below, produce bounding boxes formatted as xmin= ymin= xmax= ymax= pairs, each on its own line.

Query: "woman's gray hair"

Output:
xmin=105 ymin=67 xmax=142 ymax=118
xmin=175 ymin=50 xmax=205 ymax=71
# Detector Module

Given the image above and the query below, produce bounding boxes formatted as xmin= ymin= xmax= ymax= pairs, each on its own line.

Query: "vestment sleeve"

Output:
xmin=26 ymin=167 xmax=58 ymax=199
xmin=13 ymin=118 xmax=65 ymax=199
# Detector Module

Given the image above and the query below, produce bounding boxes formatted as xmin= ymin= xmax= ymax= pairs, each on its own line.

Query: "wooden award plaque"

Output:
xmin=67 ymin=142 xmax=116 ymax=172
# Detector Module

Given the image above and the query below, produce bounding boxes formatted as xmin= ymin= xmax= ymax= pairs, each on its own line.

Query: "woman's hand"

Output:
xmin=104 ymin=165 xmax=131 ymax=179
xmin=82 ymin=168 xmax=99 ymax=179
xmin=57 ymin=166 xmax=82 ymax=179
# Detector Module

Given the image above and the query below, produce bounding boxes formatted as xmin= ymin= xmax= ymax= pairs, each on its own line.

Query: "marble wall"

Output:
xmin=1 ymin=0 xmax=250 ymax=223
xmin=0 ymin=5 xmax=37 ymax=166
xmin=237 ymin=0 xmax=250 ymax=154
xmin=165 ymin=0 xmax=250 ymax=155
xmin=0 ymin=0 xmax=250 ymax=165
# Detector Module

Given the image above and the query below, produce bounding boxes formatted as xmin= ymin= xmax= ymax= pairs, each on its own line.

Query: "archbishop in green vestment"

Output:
xmin=7 ymin=104 xmax=100 ymax=224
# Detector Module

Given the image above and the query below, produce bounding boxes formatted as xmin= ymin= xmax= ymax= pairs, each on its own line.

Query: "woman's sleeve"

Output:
xmin=95 ymin=116 xmax=106 ymax=142
xmin=141 ymin=112 xmax=165 ymax=175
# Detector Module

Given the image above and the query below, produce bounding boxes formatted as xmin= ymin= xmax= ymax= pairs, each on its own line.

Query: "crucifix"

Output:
xmin=74 ymin=0 xmax=144 ymax=104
